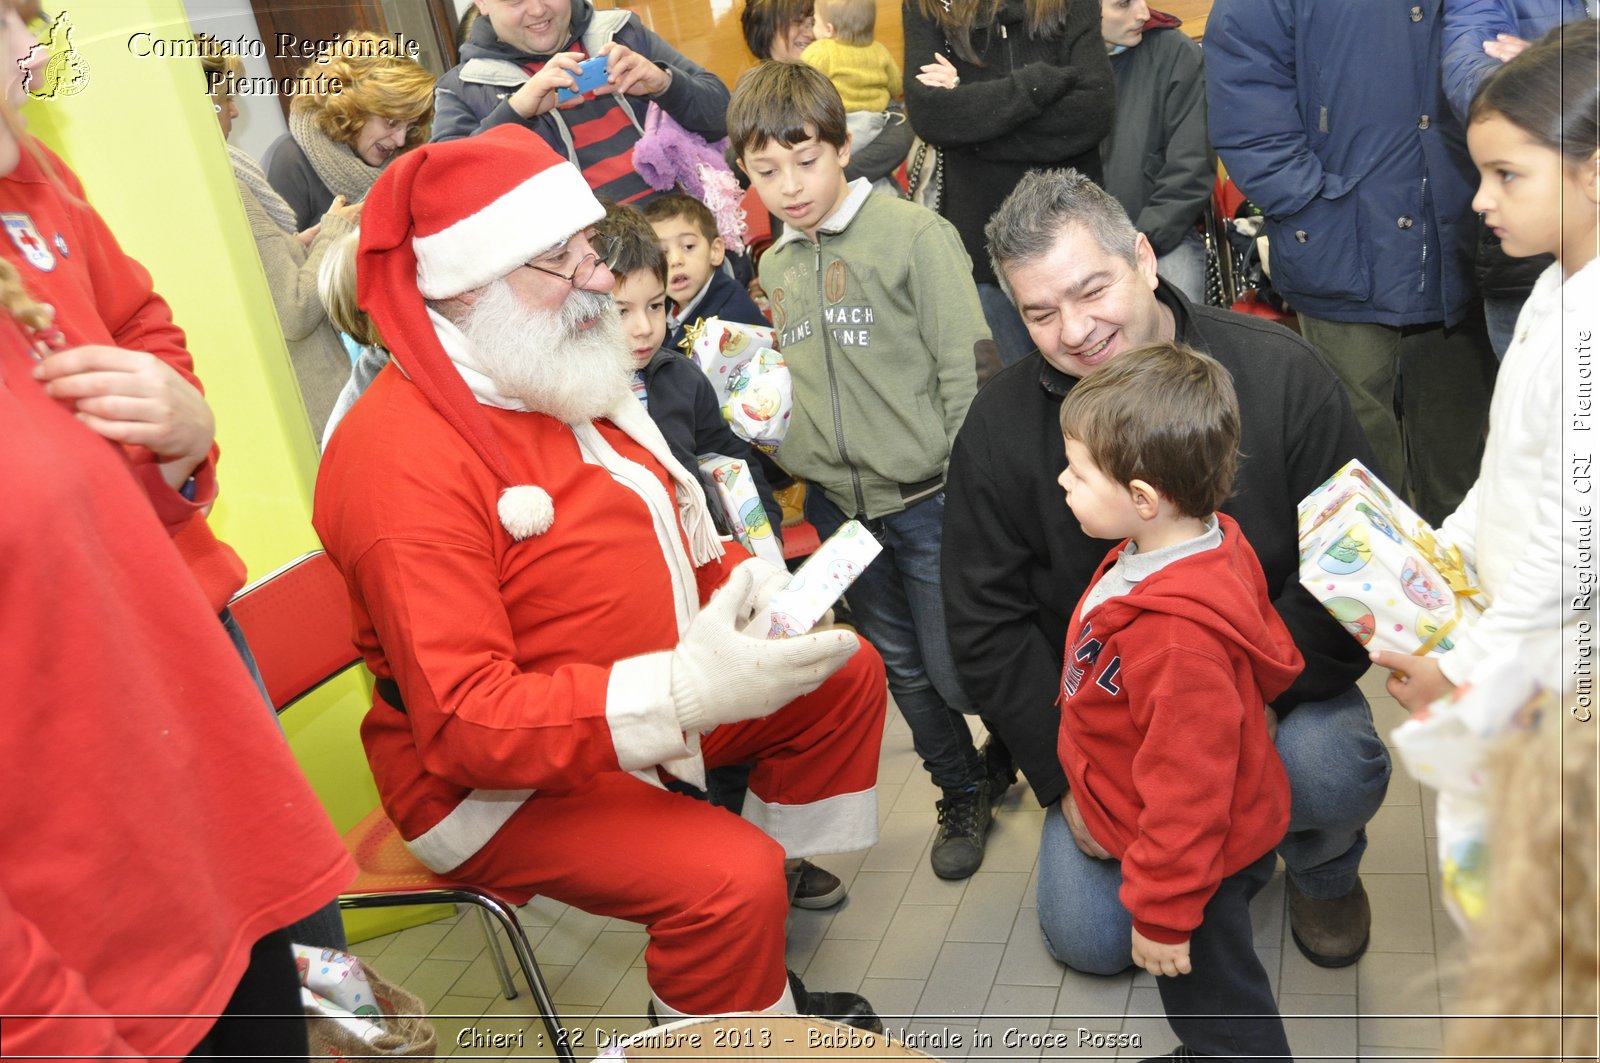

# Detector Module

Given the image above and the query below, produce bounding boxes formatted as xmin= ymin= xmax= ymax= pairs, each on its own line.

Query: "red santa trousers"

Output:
xmin=448 ymin=641 xmax=887 ymax=1015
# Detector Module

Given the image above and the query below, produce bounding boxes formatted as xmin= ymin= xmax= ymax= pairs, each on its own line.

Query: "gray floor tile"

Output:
xmin=995 ymin=908 xmax=1066 ymax=989
xmin=973 ymin=983 xmax=1058 ymax=1062
xmin=982 ymin=808 xmax=1046 ymax=874
xmin=1278 ymin=945 xmax=1360 ymax=997
xmin=948 ymin=872 xmax=1031 ymax=943
xmin=552 ymin=929 xmax=648 ymax=1008
xmin=861 ymin=977 xmax=931 ymax=1035
xmin=825 ymin=870 xmax=912 ymax=940
xmin=533 ymin=906 xmax=610 ymax=967
xmin=1051 ymin=967 xmax=1134 ymax=1031
xmin=801 ymin=935 xmax=881 ymax=992
xmin=1356 ymin=950 xmax=1443 ymax=1049
xmin=919 ymin=941 xmax=1005 ymax=1016
xmin=1116 ymin=986 xmax=1175 ymax=1058
xmin=516 ymin=895 xmax=570 ymax=929
xmin=1361 ymin=803 xmax=1429 ymax=875
xmin=865 ymin=904 xmax=957 ymax=980
xmin=783 ymin=904 xmax=835 ymax=972
xmin=432 ymin=913 xmax=501 ymax=962
xmin=430 ymin=993 xmax=490 ymax=1058
xmin=1366 ymin=872 xmax=1441 ymax=953
xmin=902 ymin=846 xmax=971 ymax=905
xmin=1279 ymin=991 xmax=1359 ymax=1062
xmin=864 ymin=809 xmax=941 ymax=872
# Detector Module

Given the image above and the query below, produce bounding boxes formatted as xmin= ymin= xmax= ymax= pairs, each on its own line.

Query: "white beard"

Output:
xmin=459 ymin=280 xmax=632 ymax=424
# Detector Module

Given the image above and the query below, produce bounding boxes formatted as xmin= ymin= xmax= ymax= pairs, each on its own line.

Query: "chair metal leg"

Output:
xmin=453 ymin=894 xmax=575 ymax=1063
xmin=339 ymin=889 xmax=575 ymax=1063
xmin=473 ymin=904 xmax=520 ymax=1000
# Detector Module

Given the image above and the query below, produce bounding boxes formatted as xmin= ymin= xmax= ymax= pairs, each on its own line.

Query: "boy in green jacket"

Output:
xmin=728 ymin=61 xmax=1001 ymax=879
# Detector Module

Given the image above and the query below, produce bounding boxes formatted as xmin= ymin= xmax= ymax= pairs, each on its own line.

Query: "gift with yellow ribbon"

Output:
xmin=1296 ymin=459 xmax=1486 ymax=658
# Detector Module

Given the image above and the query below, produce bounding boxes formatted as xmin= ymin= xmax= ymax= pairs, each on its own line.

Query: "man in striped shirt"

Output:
xmin=434 ymin=0 xmax=731 ymax=205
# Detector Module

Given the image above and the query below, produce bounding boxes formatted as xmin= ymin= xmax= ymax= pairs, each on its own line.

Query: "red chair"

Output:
xmin=229 ymin=551 xmax=573 ymax=1062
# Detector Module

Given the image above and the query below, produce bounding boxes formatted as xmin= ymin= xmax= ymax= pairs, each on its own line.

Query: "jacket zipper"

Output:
xmin=816 ymin=238 xmax=867 ymax=516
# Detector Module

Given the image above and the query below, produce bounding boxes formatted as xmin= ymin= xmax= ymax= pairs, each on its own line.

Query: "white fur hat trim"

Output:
xmin=498 ymin=485 xmax=555 ymax=541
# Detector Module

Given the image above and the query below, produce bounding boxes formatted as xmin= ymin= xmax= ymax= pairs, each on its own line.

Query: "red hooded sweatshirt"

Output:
xmin=1057 ymin=513 xmax=1302 ymax=944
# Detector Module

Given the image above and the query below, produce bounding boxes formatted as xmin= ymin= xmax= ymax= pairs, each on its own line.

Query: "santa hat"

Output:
xmin=356 ymin=125 xmax=607 ymax=541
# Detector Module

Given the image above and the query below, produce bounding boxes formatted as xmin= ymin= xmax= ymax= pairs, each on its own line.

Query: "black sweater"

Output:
xmin=902 ymin=0 xmax=1115 ymax=286
xmin=642 ymin=347 xmax=784 ymax=539
xmin=942 ymin=283 xmax=1376 ymax=806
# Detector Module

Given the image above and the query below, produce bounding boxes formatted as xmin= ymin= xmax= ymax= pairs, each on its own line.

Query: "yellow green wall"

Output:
xmin=26 ymin=1 xmax=443 ymax=940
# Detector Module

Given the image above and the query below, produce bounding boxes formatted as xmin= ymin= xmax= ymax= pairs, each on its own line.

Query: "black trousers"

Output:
xmin=1156 ymin=849 xmax=1293 ymax=1061
xmin=184 ymin=927 xmax=308 ymax=1061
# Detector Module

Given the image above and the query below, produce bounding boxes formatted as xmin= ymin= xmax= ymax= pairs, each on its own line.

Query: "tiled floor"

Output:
xmin=349 ymin=666 xmax=1461 ymax=1061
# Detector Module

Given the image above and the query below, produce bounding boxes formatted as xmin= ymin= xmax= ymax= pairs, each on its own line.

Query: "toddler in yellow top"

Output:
xmin=800 ymin=0 xmax=901 ymax=124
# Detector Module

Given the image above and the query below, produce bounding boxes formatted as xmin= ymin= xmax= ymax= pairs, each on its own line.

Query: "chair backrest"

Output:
xmin=228 ymin=550 xmax=362 ymax=712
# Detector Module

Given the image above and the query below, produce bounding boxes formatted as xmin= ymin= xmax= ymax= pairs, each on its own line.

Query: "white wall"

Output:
xmin=181 ymin=0 xmax=287 ymax=164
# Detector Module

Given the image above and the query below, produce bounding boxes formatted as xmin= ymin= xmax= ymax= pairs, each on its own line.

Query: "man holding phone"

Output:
xmin=434 ymin=0 xmax=731 ymax=205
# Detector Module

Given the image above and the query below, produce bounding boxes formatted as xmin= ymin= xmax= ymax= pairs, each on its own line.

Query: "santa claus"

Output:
xmin=313 ymin=123 xmax=887 ymax=1026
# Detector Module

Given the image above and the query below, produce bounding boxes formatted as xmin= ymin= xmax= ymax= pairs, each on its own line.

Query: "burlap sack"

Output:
xmin=306 ymin=960 xmax=437 ymax=1060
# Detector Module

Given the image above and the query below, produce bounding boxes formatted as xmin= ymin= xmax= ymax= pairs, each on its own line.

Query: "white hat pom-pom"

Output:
xmin=498 ymin=485 xmax=554 ymax=540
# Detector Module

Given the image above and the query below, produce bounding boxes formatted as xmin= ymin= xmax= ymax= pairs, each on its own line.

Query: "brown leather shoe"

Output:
xmin=1287 ymin=877 xmax=1371 ymax=968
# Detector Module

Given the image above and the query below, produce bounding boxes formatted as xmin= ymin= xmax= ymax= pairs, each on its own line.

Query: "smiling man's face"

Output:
xmin=1004 ymin=222 xmax=1171 ymax=379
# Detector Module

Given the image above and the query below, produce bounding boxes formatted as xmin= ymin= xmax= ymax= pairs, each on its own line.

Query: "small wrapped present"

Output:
xmin=1296 ymin=459 xmax=1483 ymax=657
xmin=744 ymin=519 xmax=882 ymax=638
xmin=682 ymin=317 xmax=792 ymax=454
xmin=697 ymin=453 xmax=785 ymax=567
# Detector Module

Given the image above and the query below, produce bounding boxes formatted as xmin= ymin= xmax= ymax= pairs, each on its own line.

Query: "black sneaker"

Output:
xmin=788 ymin=970 xmax=883 ymax=1034
xmin=980 ymin=733 xmax=1018 ymax=805
xmin=788 ymin=859 xmax=847 ymax=910
xmin=646 ymin=973 xmax=883 ymax=1035
xmin=930 ymin=784 xmax=994 ymax=879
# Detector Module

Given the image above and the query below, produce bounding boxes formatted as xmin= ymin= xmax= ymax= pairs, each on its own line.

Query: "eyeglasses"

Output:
xmin=524 ymin=231 xmax=617 ymax=289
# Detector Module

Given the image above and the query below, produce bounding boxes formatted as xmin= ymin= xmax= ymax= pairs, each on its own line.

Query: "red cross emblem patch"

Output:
xmin=3 ymin=213 xmax=56 ymax=272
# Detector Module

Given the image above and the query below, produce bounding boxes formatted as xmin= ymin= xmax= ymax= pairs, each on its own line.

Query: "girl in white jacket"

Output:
xmin=1376 ymin=23 xmax=1598 ymax=709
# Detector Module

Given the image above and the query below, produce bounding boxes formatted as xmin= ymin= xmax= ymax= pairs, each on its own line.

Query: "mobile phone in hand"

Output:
xmin=556 ymin=54 xmax=610 ymax=102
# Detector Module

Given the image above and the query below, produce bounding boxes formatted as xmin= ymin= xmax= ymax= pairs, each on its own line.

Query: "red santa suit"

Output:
xmin=0 ymin=141 xmax=245 ymax=612
xmin=313 ymin=126 xmax=887 ymax=1017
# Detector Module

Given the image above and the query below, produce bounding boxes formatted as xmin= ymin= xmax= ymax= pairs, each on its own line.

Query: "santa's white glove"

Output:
xmin=672 ymin=561 xmax=860 ymax=733
xmin=741 ymin=556 xmax=793 ymax=625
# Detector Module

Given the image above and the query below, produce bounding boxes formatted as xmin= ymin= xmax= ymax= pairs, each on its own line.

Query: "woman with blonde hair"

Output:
xmin=201 ymin=33 xmax=361 ymax=436
xmin=266 ymin=32 xmax=434 ymax=230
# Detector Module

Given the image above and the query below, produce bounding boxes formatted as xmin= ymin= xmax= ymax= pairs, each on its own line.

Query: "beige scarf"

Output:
xmin=288 ymin=107 xmax=385 ymax=203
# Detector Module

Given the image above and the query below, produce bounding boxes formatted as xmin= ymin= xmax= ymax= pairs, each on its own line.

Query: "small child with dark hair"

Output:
xmin=639 ymin=192 xmax=768 ymax=352
xmin=600 ymin=200 xmax=783 ymax=538
xmin=1050 ymin=341 xmax=1300 ymax=1061
xmin=800 ymin=0 xmax=902 ymax=157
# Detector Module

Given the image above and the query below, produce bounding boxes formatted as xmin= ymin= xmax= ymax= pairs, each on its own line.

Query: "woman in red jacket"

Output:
xmin=0 ymin=5 xmax=352 ymax=1056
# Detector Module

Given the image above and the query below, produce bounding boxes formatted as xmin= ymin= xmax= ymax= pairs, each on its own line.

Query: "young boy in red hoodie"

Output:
xmin=1051 ymin=341 xmax=1299 ymax=1061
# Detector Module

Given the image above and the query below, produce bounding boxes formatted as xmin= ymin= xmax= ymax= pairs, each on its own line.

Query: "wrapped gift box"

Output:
xmin=1297 ymin=459 xmax=1483 ymax=657
xmin=698 ymin=454 xmax=785 ymax=567
xmin=744 ymin=519 xmax=882 ymax=638
xmin=683 ymin=317 xmax=792 ymax=454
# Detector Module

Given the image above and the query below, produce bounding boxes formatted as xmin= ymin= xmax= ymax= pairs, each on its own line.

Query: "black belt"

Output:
xmin=375 ymin=676 xmax=407 ymax=715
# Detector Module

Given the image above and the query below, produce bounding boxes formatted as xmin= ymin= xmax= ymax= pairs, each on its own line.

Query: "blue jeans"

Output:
xmin=1156 ymin=230 xmax=1208 ymax=306
xmin=976 ymin=282 xmax=1036 ymax=368
xmin=1037 ymin=684 xmax=1390 ymax=967
xmin=1483 ymin=294 xmax=1525 ymax=362
xmin=805 ymin=488 xmax=983 ymax=790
